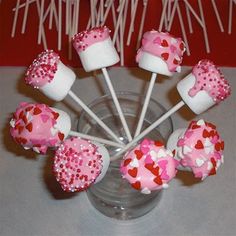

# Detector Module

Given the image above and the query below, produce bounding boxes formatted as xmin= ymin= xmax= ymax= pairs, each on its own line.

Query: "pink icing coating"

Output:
xmin=177 ymin=120 xmax=224 ymax=180
xmin=120 ymin=139 xmax=178 ymax=194
xmin=53 ymin=137 xmax=103 ymax=192
xmin=73 ymin=26 xmax=110 ymax=53
xmin=189 ymin=60 xmax=231 ymax=103
xmin=25 ymin=50 xmax=60 ymax=88
xmin=10 ymin=102 xmax=65 ymax=154
xmin=136 ymin=30 xmax=186 ymax=72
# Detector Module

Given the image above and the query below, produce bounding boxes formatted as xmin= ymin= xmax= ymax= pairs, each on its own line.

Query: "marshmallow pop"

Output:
xmin=167 ymin=119 xmax=224 ymax=180
xmin=134 ymin=31 xmax=186 ymax=137
xmin=10 ymin=102 xmax=124 ymax=153
xmin=25 ymin=50 xmax=123 ymax=144
xmin=73 ymin=26 xmax=132 ymax=142
xmin=10 ymin=102 xmax=71 ymax=154
xmin=111 ymin=59 xmax=230 ymax=161
xmin=120 ymin=139 xmax=178 ymax=194
xmin=53 ymin=137 xmax=110 ymax=192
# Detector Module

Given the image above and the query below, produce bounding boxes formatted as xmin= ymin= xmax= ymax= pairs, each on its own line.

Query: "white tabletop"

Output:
xmin=0 ymin=66 xmax=235 ymax=236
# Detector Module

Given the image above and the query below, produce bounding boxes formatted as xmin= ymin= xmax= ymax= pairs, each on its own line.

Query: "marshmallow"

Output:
xmin=73 ymin=26 xmax=120 ymax=72
xmin=167 ymin=119 xmax=224 ymax=180
xmin=136 ymin=30 xmax=186 ymax=76
xmin=53 ymin=137 xmax=110 ymax=192
xmin=120 ymin=139 xmax=178 ymax=194
xmin=25 ymin=50 xmax=76 ymax=101
xmin=10 ymin=103 xmax=71 ymax=154
xmin=177 ymin=60 xmax=231 ymax=114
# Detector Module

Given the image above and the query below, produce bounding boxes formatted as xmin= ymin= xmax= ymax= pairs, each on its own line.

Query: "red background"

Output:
xmin=0 ymin=0 xmax=235 ymax=68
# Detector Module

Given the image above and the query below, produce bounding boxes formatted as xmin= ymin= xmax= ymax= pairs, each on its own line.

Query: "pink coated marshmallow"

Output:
xmin=120 ymin=139 xmax=178 ymax=194
xmin=10 ymin=103 xmax=71 ymax=154
xmin=25 ymin=50 xmax=76 ymax=101
xmin=73 ymin=26 xmax=120 ymax=72
xmin=53 ymin=137 xmax=110 ymax=192
xmin=136 ymin=30 xmax=186 ymax=76
xmin=177 ymin=59 xmax=231 ymax=114
xmin=167 ymin=119 xmax=224 ymax=180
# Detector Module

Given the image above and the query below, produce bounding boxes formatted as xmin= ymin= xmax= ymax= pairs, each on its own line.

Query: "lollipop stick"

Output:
xmin=211 ymin=0 xmax=224 ymax=32
xmin=21 ymin=0 xmax=30 ymax=34
xmin=134 ymin=73 xmax=157 ymax=137
xmin=111 ymin=100 xmax=185 ymax=161
xmin=11 ymin=0 xmax=21 ymax=37
xmin=101 ymin=68 xmax=132 ymax=142
xmin=68 ymin=90 xmax=123 ymax=145
xmin=69 ymin=131 xmax=124 ymax=148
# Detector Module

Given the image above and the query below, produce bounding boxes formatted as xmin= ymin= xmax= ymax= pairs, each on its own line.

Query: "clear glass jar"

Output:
xmin=78 ymin=92 xmax=173 ymax=220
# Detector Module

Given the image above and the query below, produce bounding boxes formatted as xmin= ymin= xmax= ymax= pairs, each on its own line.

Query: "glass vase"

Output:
xmin=78 ymin=92 xmax=173 ymax=220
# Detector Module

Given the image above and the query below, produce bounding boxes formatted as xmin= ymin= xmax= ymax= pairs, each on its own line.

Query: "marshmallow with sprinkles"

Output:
xmin=73 ymin=26 xmax=120 ymax=72
xmin=167 ymin=119 xmax=224 ymax=180
xmin=136 ymin=30 xmax=186 ymax=76
xmin=53 ymin=137 xmax=110 ymax=192
xmin=10 ymin=103 xmax=71 ymax=154
xmin=25 ymin=50 xmax=76 ymax=101
xmin=177 ymin=59 xmax=231 ymax=114
xmin=120 ymin=139 xmax=178 ymax=194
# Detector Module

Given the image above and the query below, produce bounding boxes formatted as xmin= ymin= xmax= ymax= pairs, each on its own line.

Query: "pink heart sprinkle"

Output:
xmin=153 ymin=37 xmax=161 ymax=45
xmin=41 ymin=114 xmax=49 ymax=123
xmin=145 ymin=155 xmax=153 ymax=164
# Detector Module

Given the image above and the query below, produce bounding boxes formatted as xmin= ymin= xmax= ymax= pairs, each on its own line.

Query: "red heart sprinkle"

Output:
xmin=52 ymin=112 xmax=59 ymax=120
xmin=161 ymin=53 xmax=169 ymax=61
xmin=33 ymin=107 xmax=42 ymax=115
xmin=154 ymin=140 xmax=164 ymax=147
xmin=134 ymin=150 xmax=143 ymax=160
xmin=151 ymin=167 xmax=160 ymax=176
xmin=154 ymin=176 xmax=163 ymax=185
xmin=195 ymin=140 xmax=204 ymax=149
xmin=173 ymin=58 xmax=179 ymax=65
xmin=179 ymin=42 xmax=185 ymax=51
xmin=58 ymin=132 xmax=64 ymax=141
xmin=221 ymin=141 xmax=224 ymax=150
xmin=145 ymin=162 xmax=154 ymax=171
xmin=17 ymin=126 xmax=24 ymax=134
xmin=22 ymin=115 xmax=28 ymax=124
xmin=206 ymin=122 xmax=216 ymax=129
xmin=123 ymin=158 xmax=132 ymax=167
xmin=131 ymin=181 xmax=141 ymax=190
xmin=19 ymin=111 xmax=24 ymax=119
xmin=215 ymin=142 xmax=224 ymax=151
xmin=202 ymin=129 xmax=210 ymax=138
xmin=161 ymin=39 xmax=169 ymax=47
xmin=25 ymin=106 xmax=33 ymax=112
xmin=192 ymin=124 xmax=200 ymax=129
xmin=128 ymin=168 xmax=138 ymax=178
xmin=25 ymin=123 xmax=33 ymax=132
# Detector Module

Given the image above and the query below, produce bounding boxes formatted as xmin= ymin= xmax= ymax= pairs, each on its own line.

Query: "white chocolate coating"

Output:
xmin=177 ymin=73 xmax=215 ymax=114
xmin=78 ymin=37 xmax=120 ymax=72
xmin=40 ymin=62 xmax=76 ymax=101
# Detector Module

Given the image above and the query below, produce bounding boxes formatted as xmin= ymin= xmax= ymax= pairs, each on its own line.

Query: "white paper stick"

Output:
xmin=68 ymin=90 xmax=123 ymax=144
xmin=69 ymin=131 xmax=124 ymax=148
xmin=96 ymin=0 xmax=102 ymax=26
xmin=176 ymin=2 xmax=190 ymax=55
xmin=136 ymin=0 xmax=148 ymax=50
xmin=111 ymin=100 xmax=185 ymax=161
xmin=90 ymin=0 xmax=95 ymax=27
xmin=21 ymin=0 xmax=31 ymax=34
xmin=112 ymin=0 xmax=125 ymax=44
xmin=159 ymin=0 xmax=168 ymax=32
xmin=119 ymin=8 xmax=124 ymax=66
xmin=37 ymin=0 xmax=45 ymax=44
xmin=49 ymin=0 xmax=54 ymax=29
xmin=74 ymin=0 xmax=80 ymax=34
xmin=12 ymin=0 xmax=35 ymax=11
xmin=58 ymin=0 xmax=62 ymax=51
xmin=185 ymin=1 xmax=193 ymax=33
xmin=228 ymin=0 xmax=234 ymax=34
xmin=101 ymin=0 xmax=104 ymax=22
xmin=68 ymin=1 xmax=72 ymax=59
xmin=211 ymin=0 xmax=224 ymax=32
xmin=101 ymin=68 xmax=132 ymax=142
xmin=65 ymin=0 xmax=69 ymax=34
xmin=134 ymin=73 xmax=157 ymax=137
xmin=11 ymin=0 xmax=21 ymax=37
xmin=111 ymin=1 xmax=120 ymax=52
xmin=127 ymin=0 xmax=138 ymax=45
xmin=52 ymin=0 xmax=59 ymax=30
xmin=167 ymin=0 xmax=178 ymax=31
xmin=198 ymin=0 xmax=210 ymax=53
xmin=101 ymin=0 xmax=113 ymax=26
xmin=35 ymin=0 xmax=47 ymax=49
